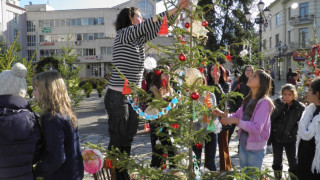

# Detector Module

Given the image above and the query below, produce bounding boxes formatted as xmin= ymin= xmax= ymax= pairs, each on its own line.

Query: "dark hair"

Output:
xmin=310 ymin=78 xmax=320 ymax=100
xmin=115 ymin=7 xmax=138 ymax=31
xmin=206 ymin=64 xmax=227 ymax=86
xmin=145 ymin=71 xmax=155 ymax=92
xmin=291 ymin=72 xmax=298 ymax=77
xmin=281 ymin=83 xmax=298 ymax=100
xmin=238 ymin=65 xmax=254 ymax=84
xmin=218 ymin=65 xmax=228 ymax=84
xmin=242 ymin=70 xmax=274 ymax=117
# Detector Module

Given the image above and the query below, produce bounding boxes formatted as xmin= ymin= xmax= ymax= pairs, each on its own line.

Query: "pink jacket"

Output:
xmin=231 ymin=98 xmax=273 ymax=151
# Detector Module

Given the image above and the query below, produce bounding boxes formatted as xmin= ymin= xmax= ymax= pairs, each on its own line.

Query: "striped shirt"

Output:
xmin=109 ymin=12 xmax=169 ymax=89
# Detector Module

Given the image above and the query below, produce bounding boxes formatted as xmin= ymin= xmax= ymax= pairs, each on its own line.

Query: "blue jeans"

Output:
xmin=239 ymin=146 xmax=265 ymax=170
xmin=193 ymin=132 xmax=218 ymax=171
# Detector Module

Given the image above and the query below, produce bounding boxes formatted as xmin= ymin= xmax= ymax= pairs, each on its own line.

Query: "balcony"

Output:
xmin=289 ymin=15 xmax=314 ymax=26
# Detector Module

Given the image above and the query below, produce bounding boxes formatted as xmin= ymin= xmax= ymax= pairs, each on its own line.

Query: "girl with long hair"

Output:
xmin=207 ymin=64 xmax=231 ymax=171
xmin=214 ymin=70 xmax=274 ymax=170
xmin=148 ymin=65 xmax=175 ymax=169
xmin=270 ymin=84 xmax=305 ymax=179
xmin=296 ymin=78 xmax=320 ymax=179
xmin=32 ymin=70 xmax=84 ymax=180
xmin=228 ymin=65 xmax=254 ymax=142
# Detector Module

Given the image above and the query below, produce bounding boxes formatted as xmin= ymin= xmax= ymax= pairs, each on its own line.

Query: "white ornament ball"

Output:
xmin=240 ymin=50 xmax=248 ymax=57
xmin=144 ymin=56 xmax=157 ymax=70
xmin=185 ymin=68 xmax=203 ymax=86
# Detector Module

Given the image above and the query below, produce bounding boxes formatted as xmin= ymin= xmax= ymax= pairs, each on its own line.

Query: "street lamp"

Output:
xmin=245 ymin=0 xmax=271 ymax=67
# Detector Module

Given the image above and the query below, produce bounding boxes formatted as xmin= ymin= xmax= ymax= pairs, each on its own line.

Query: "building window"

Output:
xmin=275 ymin=34 xmax=280 ymax=47
xmin=91 ymin=63 xmax=101 ymax=77
xmin=40 ymin=49 xmax=55 ymax=57
xmin=76 ymin=49 xmax=82 ymax=56
xmin=299 ymin=28 xmax=308 ymax=48
xmin=138 ymin=0 xmax=154 ymax=19
xmin=55 ymin=19 xmax=61 ymax=27
xmin=276 ymin=13 xmax=280 ymax=26
xmin=27 ymin=50 xmax=36 ymax=61
xmin=263 ymin=39 xmax=267 ymax=50
xmin=81 ymin=18 xmax=88 ymax=26
xmin=88 ymin=18 xmax=94 ymax=25
xmin=94 ymin=33 xmax=104 ymax=39
xmin=70 ymin=19 xmax=77 ymax=26
xmin=13 ymin=29 xmax=19 ymax=39
xmin=88 ymin=33 xmax=94 ymax=40
xmin=13 ymin=13 xmax=18 ymax=23
xmin=300 ymin=3 xmax=309 ymax=20
xmin=107 ymin=47 xmax=113 ymax=55
xmin=101 ymin=47 xmax=106 ymax=55
xmin=27 ymin=21 xmax=35 ymax=32
xmin=269 ymin=37 xmax=272 ymax=49
xmin=83 ymin=48 xmax=96 ymax=56
xmin=56 ymin=49 xmax=63 ymax=56
xmin=288 ymin=7 xmax=291 ymax=20
xmin=288 ymin=30 xmax=291 ymax=44
xmin=61 ymin=19 xmax=66 ymax=26
xmin=269 ymin=18 xmax=272 ymax=29
xmin=27 ymin=35 xmax=36 ymax=46
xmin=76 ymin=34 xmax=82 ymax=41
xmin=97 ymin=17 xmax=104 ymax=25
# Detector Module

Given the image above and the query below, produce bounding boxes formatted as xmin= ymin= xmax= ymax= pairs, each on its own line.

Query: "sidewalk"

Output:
xmin=77 ymin=80 xmax=287 ymax=179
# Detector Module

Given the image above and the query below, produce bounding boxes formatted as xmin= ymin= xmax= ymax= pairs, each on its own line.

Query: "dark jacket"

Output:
xmin=270 ymin=98 xmax=305 ymax=143
xmin=34 ymin=113 xmax=84 ymax=180
xmin=229 ymin=79 xmax=250 ymax=113
xmin=0 ymin=95 xmax=40 ymax=180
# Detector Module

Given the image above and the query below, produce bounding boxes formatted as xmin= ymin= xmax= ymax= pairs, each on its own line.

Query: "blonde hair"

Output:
xmin=32 ymin=70 xmax=77 ymax=127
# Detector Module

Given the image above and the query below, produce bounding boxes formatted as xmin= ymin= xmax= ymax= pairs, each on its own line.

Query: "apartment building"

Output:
xmin=0 ymin=0 xmax=27 ymax=57
xmin=25 ymin=0 xmax=173 ymax=78
xmin=262 ymin=0 xmax=320 ymax=80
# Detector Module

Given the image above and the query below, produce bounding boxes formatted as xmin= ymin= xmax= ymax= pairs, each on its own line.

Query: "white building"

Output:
xmin=25 ymin=0 xmax=172 ymax=78
xmin=262 ymin=0 xmax=320 ymax=80
xmin=0 ymin=0 xmax=27 ymax=57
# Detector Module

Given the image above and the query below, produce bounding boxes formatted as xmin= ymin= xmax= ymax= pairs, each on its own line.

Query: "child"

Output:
xmin=32 ymin=70 xmax=84 ymax=179
xmin=270 ymin=84 xmax=305 ymax=179
xmin=296 ymin=78 xmax=320 ymax=179
xmin=214 ymin=70 xmax=274 ymax=170
xmin=148 ymin=66 xmax=176 ymax=169
xmin=0 ymin=63 xmax=40 ymax=180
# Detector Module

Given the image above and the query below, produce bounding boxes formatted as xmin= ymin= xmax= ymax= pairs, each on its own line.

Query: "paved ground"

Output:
xmin=77 ymin=79 xmax=288 ymax=179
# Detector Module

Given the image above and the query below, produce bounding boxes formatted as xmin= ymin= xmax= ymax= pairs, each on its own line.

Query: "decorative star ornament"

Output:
xmin=225 ymin=53 xmax=233 ymax=62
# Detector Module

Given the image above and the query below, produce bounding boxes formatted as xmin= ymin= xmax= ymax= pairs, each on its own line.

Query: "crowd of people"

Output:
xmin=0 ymin=1 xmax=320 ymax=180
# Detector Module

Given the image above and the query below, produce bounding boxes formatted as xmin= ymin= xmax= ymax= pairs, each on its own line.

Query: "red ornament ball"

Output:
xmin=179 ymin=53 xmax=186 ymax=61
xmin=184 ymin=22 xmax=190 ymax=28
xmin=195 ymin=142 xmax=203 ymax=149
xmin=202 ymin=20 xmax=208 ymax=27
xmin=198 ymin=67 xmax=204 ymax=73
xmin=171 ymin=124 xmax=180 ymax=129
xmin=154 ymin=69 xmax=162 ymax=76
xmin=162 ymin=153 xmax=167 ymax=158
xmin=191 ymin=92 xmax=200 ymax=100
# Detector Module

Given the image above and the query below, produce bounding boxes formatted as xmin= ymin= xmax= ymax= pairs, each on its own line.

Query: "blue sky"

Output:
xmin=20 ymin=0 xmax=274 ymax=13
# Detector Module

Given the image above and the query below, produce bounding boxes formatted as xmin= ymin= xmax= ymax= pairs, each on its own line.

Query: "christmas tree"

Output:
xmin=83 ymin=0 xmax=264 ymax=179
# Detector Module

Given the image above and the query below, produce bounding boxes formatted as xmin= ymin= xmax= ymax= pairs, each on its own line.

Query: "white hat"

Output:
xmin=0 ymin=63 xmax=27 ymax=98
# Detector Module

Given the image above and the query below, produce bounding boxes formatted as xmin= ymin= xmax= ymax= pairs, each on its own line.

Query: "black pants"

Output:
xmin=149 ymin=122 xmax=176 ymax=168
xmin=272 ymin=142 xmax=297 ymax=179
xmin=192 ymin=132 xmax=217 ymax=171
xmin=104 ymin=88 xmax=139 ymax=180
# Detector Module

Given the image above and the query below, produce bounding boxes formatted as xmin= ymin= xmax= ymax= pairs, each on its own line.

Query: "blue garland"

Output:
xmin=127 ymin=90 xmax=182 ymax=120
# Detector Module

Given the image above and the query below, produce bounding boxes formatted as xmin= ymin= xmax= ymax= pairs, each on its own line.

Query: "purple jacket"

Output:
xmin=231 ymin=98 xmax=273 ymax=150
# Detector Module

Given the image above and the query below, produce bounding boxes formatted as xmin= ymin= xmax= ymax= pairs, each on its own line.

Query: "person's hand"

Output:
xmin=177 ymin=0 xmax=189 ymax=10
xmin=213 ymin=109 xmax=226 ymax=118
xmin=220 ymin=117 xmax=239 ymax=125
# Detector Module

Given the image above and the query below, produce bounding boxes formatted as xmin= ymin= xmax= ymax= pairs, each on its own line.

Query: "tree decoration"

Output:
xmin=195 ymin=142 xmax=203 ymax=150
xmin=144 ymin=56 xmax=157 ymax=70
xmin=171 ymin=124 xmax=180 ymax=129
xmin=162 ymin=79 xmax=167 ymax=87
xmin=225 ymin=52 xmax=233 ymax=62
xmin=202 ymin=20 xmax=208 ymax=27
xmin=179 ymin=53 xmax=186 ymax=61
xmin=191 ymin=92 xmax=200 ymax=100
xmin=187 ymin=20 xmax=209 ymax=39
xmin=154 ymin=69 xmax=162 ymax=76
xmin=185 ymin=68 xmax=202 ymax=86
xmin=240 ymin=49 xmax=248 ymax=57
xmin=144 ymin=122 xmax=150 ymax=133
xmin=184 ymin=22 xmax=190 ymax=28
xmin=198 ymin=67 xmax=204 ymax=73
xmin=122 ymin=78 xmax=131 ymax=95
xmin=82 ymin=149 xmax=104 ymax=174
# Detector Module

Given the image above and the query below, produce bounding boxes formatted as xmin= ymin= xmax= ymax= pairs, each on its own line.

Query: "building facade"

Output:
xmin=25 ymin=0 xmax=172 ymax=78
xmin=262 ymin=0 xmax=320 ymax=80
xmin=0 ymin=0 xmax=27 ymax=57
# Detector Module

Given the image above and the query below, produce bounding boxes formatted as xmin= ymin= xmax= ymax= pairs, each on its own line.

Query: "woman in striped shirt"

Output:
xmin=104 ymin=1 xmax=188 ymax=179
